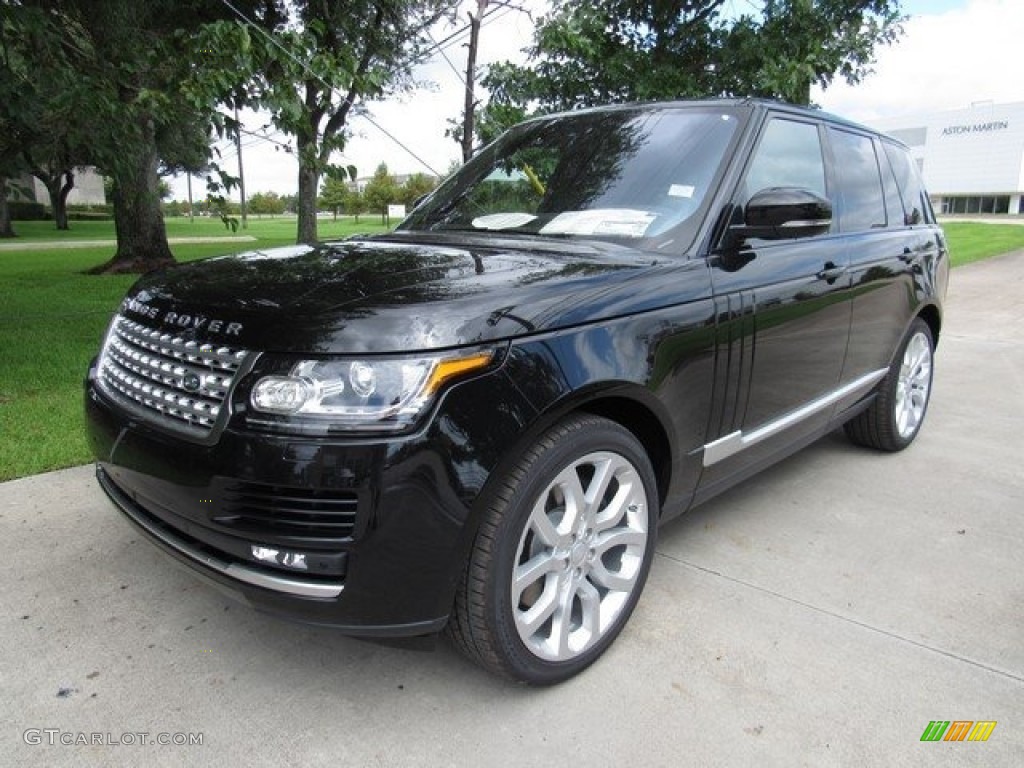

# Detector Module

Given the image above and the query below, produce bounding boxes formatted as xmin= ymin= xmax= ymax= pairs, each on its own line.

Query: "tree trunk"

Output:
xmin=47 ymin=170 xmax=74 ymax=230
xmin=296 ymin=139 xmax=319 ymax=244
xmin=89 ymin=135 xmax=174 ymax=274
xmin=0 ymin=175 xmax=15 ymax=238
xmin=56 ymin=170 xmax=74 ymax=230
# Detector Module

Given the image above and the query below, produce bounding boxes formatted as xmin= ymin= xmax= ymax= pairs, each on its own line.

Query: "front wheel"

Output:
xmin=447 ymin=414 xmax=658 ymax=685
xmin=845 ymin=317 xmax=935 ymax=451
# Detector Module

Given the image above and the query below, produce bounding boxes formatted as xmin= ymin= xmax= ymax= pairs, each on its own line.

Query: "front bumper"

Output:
xmin=85 ymin=363 xmax=534 ymax=636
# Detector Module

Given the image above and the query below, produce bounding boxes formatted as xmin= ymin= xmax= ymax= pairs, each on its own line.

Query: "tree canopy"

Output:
xmin=481 ymin=0 xmax=904 ymax=137
xmin=1 ymin=0 xmax=283 ymax=269
xmin=362 ymin=163 xmax=400 ymax=219
xmin=245 ymin=0 xmax=453 ymax=244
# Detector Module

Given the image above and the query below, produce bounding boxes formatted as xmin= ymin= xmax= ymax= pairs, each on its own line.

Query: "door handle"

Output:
xmin=816 ymin=262 xmax=847 ymax=282
xmin=899 ymin=247 xmax=914 ymax=263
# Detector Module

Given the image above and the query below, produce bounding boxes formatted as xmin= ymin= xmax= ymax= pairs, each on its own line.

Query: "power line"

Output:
xmin=426 ymin=29 xmax=471 ymax=93
xmin=419 ymin=4 xmax=503 ymax=59
xmin=423 ymin=4 xmax=526 ymax=106
xmin=238 ymin=126 xmax=293 ymax=153
xmin=218 ymin=0 xmax=443 ymax=176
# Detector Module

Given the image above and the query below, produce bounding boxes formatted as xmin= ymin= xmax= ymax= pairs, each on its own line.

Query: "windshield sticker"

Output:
xmin=471 ymin=212 xmax=538 ymax=230
xmin=540 ymin=209 xmax=656 ymax=238
xmin=668 ymin=184 xmax=696 ymax=198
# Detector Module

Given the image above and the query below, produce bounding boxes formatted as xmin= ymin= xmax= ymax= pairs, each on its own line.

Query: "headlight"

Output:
xmin=248 ymin=349 xmax=498 ymax=433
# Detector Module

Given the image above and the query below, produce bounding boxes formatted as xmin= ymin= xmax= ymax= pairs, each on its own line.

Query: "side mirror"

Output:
xmin=728 ymin=187 xmax=832 ymax=244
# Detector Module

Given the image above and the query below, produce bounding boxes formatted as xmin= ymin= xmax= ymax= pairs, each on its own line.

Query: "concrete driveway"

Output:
xmin=2 ymin=252 xmax=1021 ymax=767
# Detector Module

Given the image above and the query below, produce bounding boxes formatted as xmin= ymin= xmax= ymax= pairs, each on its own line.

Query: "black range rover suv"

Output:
xmin=85 ymin=99 xmax=948 ymax=684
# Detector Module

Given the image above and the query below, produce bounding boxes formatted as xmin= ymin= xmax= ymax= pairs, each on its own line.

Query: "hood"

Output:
xmin=117 ymin=233 xmax=699 ymax=354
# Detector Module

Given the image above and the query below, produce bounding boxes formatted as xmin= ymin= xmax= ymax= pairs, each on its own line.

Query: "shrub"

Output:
xmin=8 ymin=201 xmax=49 ymax=221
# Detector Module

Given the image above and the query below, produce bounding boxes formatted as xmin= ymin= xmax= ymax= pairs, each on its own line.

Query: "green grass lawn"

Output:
xmin=0 ymin=216 xmax=386 ymax=481
xmin=1 ymin=218 xmax=1022 ymax=481
xmin=941 ymin=220 xmax=1024 ymax=266
xmin=7 ymin=214 xmax=386 ymax=243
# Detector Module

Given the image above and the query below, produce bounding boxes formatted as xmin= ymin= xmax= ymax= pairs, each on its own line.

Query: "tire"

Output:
xmin=844 ymin=317 xmax=934 ymax=452
xmin=447 ymin=414 xmax=658 ymax=685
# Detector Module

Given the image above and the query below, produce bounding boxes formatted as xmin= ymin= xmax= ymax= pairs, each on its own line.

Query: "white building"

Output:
xmin=871 ymin=101 xmax=1024 ymax=216
xmin=7 ymin=167 xmax=107 ymax=207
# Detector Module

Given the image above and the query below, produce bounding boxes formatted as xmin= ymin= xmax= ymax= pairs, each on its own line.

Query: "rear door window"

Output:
xmin=828 ymin=128 xmax=886 ymax=232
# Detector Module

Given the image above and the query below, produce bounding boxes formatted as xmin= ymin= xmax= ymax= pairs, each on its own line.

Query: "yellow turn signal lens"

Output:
xmin=423 ymin=353 xmax=495 ymax=396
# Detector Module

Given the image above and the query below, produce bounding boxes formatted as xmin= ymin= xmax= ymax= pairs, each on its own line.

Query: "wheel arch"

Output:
xmin=576 ymin=395 xmax=673 ymax=508
xmin=917 ymin=303 xmax=942 ymax=348
xmin=499 ymin=383 xmax=676 ymax=510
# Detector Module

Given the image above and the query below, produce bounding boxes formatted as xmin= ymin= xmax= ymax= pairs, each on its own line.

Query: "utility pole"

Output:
xmin=459 ymin=2 xmax=529 ymax=162
xmin=461 ymin=0 xmax=488 ymax=163
xmin=234 ymin=105 xmax=248 ymax=229
xmin=186 ymin=173 xmax=194 ymax=223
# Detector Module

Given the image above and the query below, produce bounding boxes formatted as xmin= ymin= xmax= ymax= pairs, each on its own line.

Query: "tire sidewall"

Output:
xmin=483 ymin=417 xmax=659 ymax=685
xmin=886 ymin=319 xmax=935 ymax=450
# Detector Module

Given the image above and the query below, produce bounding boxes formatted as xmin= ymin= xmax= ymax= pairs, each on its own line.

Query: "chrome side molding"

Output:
xmin=702 ymin=368 xmax=888 ymax=467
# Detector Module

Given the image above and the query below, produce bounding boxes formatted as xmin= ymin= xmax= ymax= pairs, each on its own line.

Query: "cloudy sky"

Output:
xmin=170 ymin=0 xmax=1023 ymax=200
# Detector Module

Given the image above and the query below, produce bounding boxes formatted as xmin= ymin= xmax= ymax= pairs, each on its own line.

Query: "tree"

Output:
xmin=4 ymin=1 xmax=283 ymax=272
xmin=481 ymin=0 xmax=904 ymax=130
xmin=249 ymin=191 xmax=286 ymax=217
xmin=0 ymin=7 xmax=36 ymax=238
xmin=251 ymin=1 xmax=453 ymax=244
xmin=362 ymin=163 xmax=399 ymax=223
xmin=319 ymin=176 xmax=348 ymax=220
xmin=724 ymin=1 xmax=904 ymax=105
xmin=1 ymin=4 xmax=86 ymax=231
xmin=344 ymin=186 xmax=365 ymax=222
xmin=0 ymin=141 xmax=21 ymax=238
xmin=400 ymin=173 xmax=437 ymax=208
xmin=0 ymin=176 xmax=16 ymax=238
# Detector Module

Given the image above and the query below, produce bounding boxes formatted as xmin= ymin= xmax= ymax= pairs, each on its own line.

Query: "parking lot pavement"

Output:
xmin=2 ymin=252 xmax=1021 ymax=767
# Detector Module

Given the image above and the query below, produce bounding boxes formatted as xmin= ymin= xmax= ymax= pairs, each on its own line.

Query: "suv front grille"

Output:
xmin=214 ymin=482 xmax=359 ymax=545
xmin=97 ymin=315 xmax=250 ymax=437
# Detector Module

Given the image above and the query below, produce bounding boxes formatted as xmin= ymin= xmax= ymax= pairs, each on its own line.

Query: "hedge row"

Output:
xmin=4 ymin=201 xmax=115 ymax=221
xmin=67 ymin=211 xmax=114 ymax=221
xmin=7 ymin=201 xmax=49 ymax=220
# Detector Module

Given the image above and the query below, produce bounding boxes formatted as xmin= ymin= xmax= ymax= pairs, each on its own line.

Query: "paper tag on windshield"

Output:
xmin=668 ymin=184 xmax=695 ymax=198
xmin=540 ymin=209 xmax=655 ymax=238
xmin=471 ymin=212 xmax=537 ymax=230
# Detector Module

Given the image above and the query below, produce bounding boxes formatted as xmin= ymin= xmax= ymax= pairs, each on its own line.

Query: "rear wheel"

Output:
xmin=845 ymin=317 xmax=934 ymax=451
xmin=448 ymin=414 xmax=658 ymax=685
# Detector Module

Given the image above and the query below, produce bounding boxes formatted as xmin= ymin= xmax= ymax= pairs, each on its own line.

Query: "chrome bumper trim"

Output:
xmin=98 ymin=469 xmax=344 ymax=599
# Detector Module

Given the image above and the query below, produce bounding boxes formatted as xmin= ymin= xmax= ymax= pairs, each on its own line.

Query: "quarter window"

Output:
xmin=883 ymin=142 xmax=929 ymax=225
xmin=878 ymin=139 xmax=906 ymax=228
xmin=828 ymin=128 xmax=886 ymax=232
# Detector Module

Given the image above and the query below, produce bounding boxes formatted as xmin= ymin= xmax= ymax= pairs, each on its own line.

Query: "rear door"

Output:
xmin=837 ymin=135 xmax=942 ymax=397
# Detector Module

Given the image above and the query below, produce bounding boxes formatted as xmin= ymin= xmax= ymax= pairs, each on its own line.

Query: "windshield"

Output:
xmin=400 ymin=106 xmax=742 ymax=253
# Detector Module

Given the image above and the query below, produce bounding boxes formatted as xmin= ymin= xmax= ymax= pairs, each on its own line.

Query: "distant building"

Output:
xmin=6 ymin=167 xmax=107 ymax=206
xmin=871 ymin=101 xmax=1024 ymax=215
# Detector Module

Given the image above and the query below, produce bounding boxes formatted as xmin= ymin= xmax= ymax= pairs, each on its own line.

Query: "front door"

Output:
xmin=699 ymin=115 xmax=853 ymax=496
